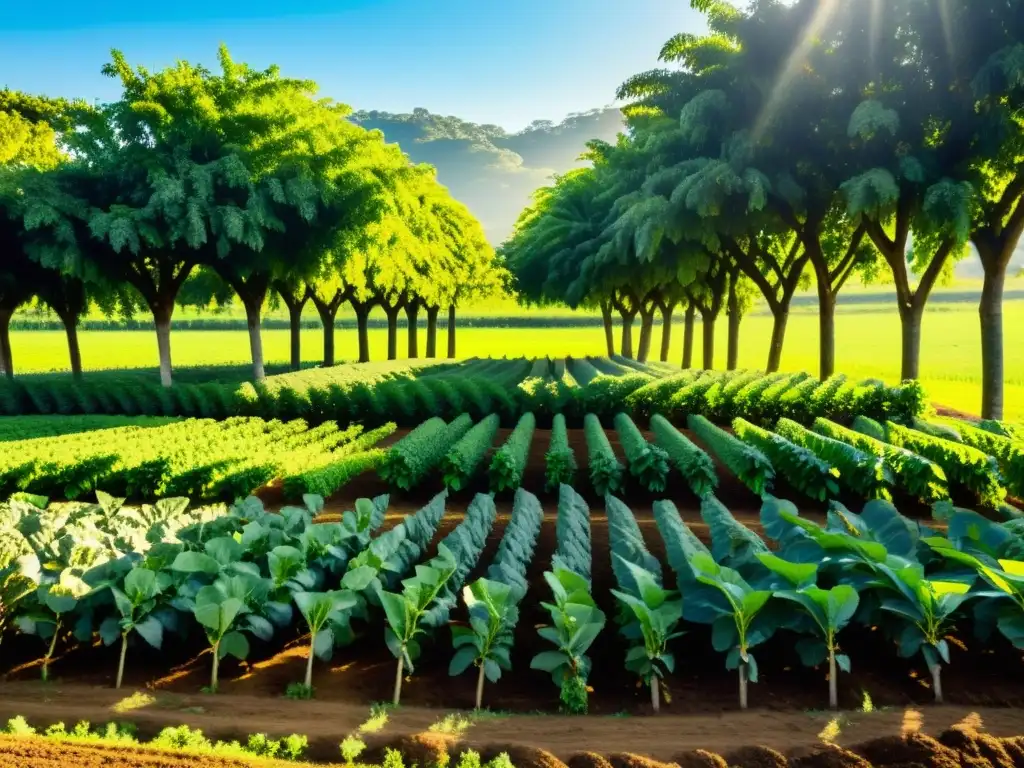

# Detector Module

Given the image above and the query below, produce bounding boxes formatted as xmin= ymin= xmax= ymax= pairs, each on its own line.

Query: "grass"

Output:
xmin=5 ymin=295 xmax=1024 ymax=421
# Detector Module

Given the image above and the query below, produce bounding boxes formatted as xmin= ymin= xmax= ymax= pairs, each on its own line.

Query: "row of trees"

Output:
xmin=0 ymin=48 xmax=504 ymax=385
xmin=502 ymin=0 xmax=1024 ymax=419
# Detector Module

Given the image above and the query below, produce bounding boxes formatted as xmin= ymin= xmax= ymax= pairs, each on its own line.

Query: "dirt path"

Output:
xmin=0 ymin=683 xmax=1020 ymax=762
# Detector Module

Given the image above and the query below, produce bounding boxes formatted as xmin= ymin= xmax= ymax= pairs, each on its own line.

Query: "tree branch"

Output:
xmin=911 ymin=238 xmax=955 ymax=312
xmin=723 ymin=238 xmax=781 ymax=313
xmin=828 ymin=224 xmax=867 ymax=289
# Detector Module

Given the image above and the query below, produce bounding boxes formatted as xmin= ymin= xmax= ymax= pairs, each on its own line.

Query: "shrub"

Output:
xmin=545 ymin=413 xmax=577 ymax=490
xmin=489 ymin=413 xmax=537 ymax=492
xmin=583 ymin=414 xmax=623 ymax=495
xmin=650 ymin=415 xmax=717 ymax=497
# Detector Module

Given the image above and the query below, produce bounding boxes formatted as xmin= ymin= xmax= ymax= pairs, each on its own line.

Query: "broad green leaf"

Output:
xmin=219 ymin=630 xmax=249 ymax=660
xmin=836 ymin=653 xmax=851 ymax=673
xmin=379 ymin=592 xmax=408 ymax=637
xmin=171 ymin=552 xmax=221 ymax=575
xmin=313 ymin=628 xmax=335 ymax=659
xmin=531 ymin=650 xmax=569 ymax=673
xmin=449 ymin=646 xmax=477 ymax=676
xmin=341 ymin=565 xmax=376 ymax=592
xmin=757 ymin=553 xmax=817 ymax=587
xmin=795 ymin=637 xmax=828 ymax=667
xmin=124 ymin=568 xmax=160 ymax=602
xmin=206 ymin=537 xmax=243 ymax=565
xmin=134 ymin=615 xmax=164 ymax=649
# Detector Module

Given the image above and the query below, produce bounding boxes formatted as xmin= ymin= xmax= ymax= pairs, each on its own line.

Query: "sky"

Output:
xmin=0 ymin=0 xmax=703 ymax=132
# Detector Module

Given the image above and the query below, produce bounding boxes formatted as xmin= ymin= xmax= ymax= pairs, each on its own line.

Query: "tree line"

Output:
xmin=501 ymin=0 xmax=1024 ymax=419
xmin=0 ymin=47 xmax=504 ymax=386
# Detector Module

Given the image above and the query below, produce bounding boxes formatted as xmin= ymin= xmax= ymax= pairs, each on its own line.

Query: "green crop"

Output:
xmin=777 ymin=418 xmax=892 ymax=500
xmin=583 ymin=414 xmax=623 ymax=496
xmin=687 ymin=414 xmax=774 ymax=495
xmin=544 ymin=413 xmax=577 ymax=491
xmin=937 ymin=418 xmax=1024 ymax=498
xmin=614 ymin=413 xmax=669 ymax=493
xmin=649 ymin=415 xmax=717 ymax=498
xmin=733 ymin=418 xmax=838 ymax=502
xmin=812 ymin=418 xmax=948 ymax=502
xmin=380 ymin=415 xmax=472 ymax=490
xmin=489 ymin=413 xmax=536 ymax=492
xmin=442 ymin=414 xmax=500 ymax=491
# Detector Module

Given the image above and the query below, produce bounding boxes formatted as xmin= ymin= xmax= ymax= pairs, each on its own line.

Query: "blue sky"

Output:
xmin=0 ymin=0 xmax=703 ymax=131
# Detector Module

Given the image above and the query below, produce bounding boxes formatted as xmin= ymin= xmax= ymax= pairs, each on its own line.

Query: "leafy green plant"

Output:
xmin=101 ymin=567 xmax=171 ymax=689
xmin=776 ymin=418 xmax=892 ymax=500
xmin=451 ymin=579 xmax=516 ymax=709
xmin=650 ymin=414 xmax=717 ymax=498
xmin=610 ymin=556 xmax=683 ymax=712
xmin=544 ymin=413 xmax=577 ymax=490
xmin=757 ymin=555 xmax=858 ymax=709
xmin=614 ymin=413 xmax=670 ymax=492
xmin=489 ymin=412 xmax=536 ymax=492
xmin=381 ymin=415 xmax=472 ymax=490
xmin=530 ymin=567 xmax=606 ymax=714
xmin=340 ymin=734 xmax=367 ymax=766
xmin=379 ymin=544 xmax=459 ymax=704
xmin=442 ymin=414 xmax=500 ymax=491
xmin=700 ymin=494 xmax=769 ymax=577
xmin=17 ymin=571 xmax=92 ymax=681
xmin=980 ymin=419 xmax=1024 ymax=442
xmin=812 ymin=418 xmax=948 ymax=502
xmin=879 ymin=421 xmax=1006 ymax=508
xmin=583 ymin=413 xmax=623 ymax=495
xmin=936 ymin=418 xmax=1024 ymax=498
xmin=687 ymin=414 xmax=775 ymax=495
xmin=688 ymin=553 xmax=774 ymax=709
xmin=733 ymin=418 xmax=838 ymax=502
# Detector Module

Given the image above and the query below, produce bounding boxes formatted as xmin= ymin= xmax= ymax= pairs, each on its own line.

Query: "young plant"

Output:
xmin=191 ymin=575 xmax=273 ymax=693
xmin=610 ymin=556 xmax=683 ymax=712
xmin=379 ymin=544 xmax=459 ymax=705
xmin=530 ymin=567 xmax=606 ymax=714
xmin=873 ymin=564 xmax=975 ymax=703
xmin=688 ymin=553 xmax=774 ymax=710
xmin=293 ymin=565 xmax=375 ymax=692
xmin=102 ymin=567 xmax=172 ymax=689
xmin=757 ymin=554 xmax=858 ymax=710
xmin=614 ymin=413 xmax=670 ymax=492
xmin=450 ymin=578 xmax=516 ymax=709
xmin=17 ymin=571 xmax=91 ymax=681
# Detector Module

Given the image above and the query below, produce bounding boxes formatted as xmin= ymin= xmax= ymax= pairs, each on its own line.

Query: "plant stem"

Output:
xmin=828 ymin=648 xmax=838 ymax=710
xmin=393 ymin=656 xmax=404 ymax=706
xmin=305 ymin=635 xmax=316 ymax=690
xmin=42 ymin=618 xmax=61 ymax=682
xmin=211 ymin=643 xmax=220 ymax=693
xmin=116 ymin=633 xmax=128 ymax=690
xmin=475 ymin=663 xmax=486 ymax=710
xmin=930 ymin=663 xmax=943 ymax=704
xmin=739 ymin=662 xmax=748 ymax=710
xmin=651 ymin=677 xmax=660 ymax=714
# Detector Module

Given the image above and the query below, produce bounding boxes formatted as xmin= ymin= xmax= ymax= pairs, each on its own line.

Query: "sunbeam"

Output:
xmin=753 ymin=0 xmax=842 ymax=143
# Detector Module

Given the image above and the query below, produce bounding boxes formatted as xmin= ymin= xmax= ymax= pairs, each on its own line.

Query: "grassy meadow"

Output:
xmin=7 ymin=283 xmax=1023 ymax=421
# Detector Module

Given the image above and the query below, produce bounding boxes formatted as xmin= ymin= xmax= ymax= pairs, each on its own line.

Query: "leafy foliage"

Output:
xmin=733 ymin=418 xmax=838 ymax=502
xmin=488 ymin=412 xmax=536 ymax=492
xmin=381 ymin=415 xmax=473 ymax=490
xmin=613 ymin=413 xmax=670 ymax=492
xmin=442 ymin=413 xmax=500 ymax=491
xmin=583 ymin=414 xmax=624 ymax=495
xmin=687 ymin=414 xmax=774 ymax=495
xmin=544 ymin=413 xmax=577 ymax=491
xmin=776 ymin=418 xmax=893 ymax=500
xmin=650 ymin=414 xmax=717 ymax=497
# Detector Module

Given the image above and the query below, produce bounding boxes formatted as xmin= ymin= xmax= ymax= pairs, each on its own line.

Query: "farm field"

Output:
xmin=6 ymin=297 xmax=1024 ymax=421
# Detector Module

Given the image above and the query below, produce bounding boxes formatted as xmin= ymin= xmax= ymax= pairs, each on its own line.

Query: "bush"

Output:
xmin=583 ymin=414 xmax=623 ymax=495
xmin=614 ymin=413 xmax=670 ymax=492
xmin=489 ymin=413 xmax=537 ymax=492
xmin=649 ymin=415 xmax=717 ymax=497
xmin=545 ymin=413 xmax=577 ymax=490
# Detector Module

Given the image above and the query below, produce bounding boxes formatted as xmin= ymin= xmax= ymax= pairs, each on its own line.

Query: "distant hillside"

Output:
xmin=350 ymin=107 xmax=624 ymax=244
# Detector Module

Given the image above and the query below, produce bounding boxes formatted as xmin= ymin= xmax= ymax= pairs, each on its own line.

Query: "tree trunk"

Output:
xmin=601 ymin=301 xmax=615 ymax=356
xmin=0 ymin=307 xmax=14 ymax=378
xmin=828 ymin=648 xmax=838 ymax=710
xmin=243 ymin=297 xmax=266 ymax=382
xmin=475 ymin=663 xmax=486 ymax=710
xmin=314 ymin=302 xmax=337 ymax=367
xmin=660 ymin=305 xmax=674 ymax=362
xmin=682 ymin=304 xmax=695 ymax=370
xmin=153 ymin=303 xmax=174 ymax=388
xmin=767 ymin=308 xmax=789 ymax=374
xmin=355 ymin=306 xmax=371 ymax=363
xmin=393 ymin=656 xmax=404 ymax=705
xmin=727 ymin=307 xmax=741 ymax=371
xmin=59 ymin=314 xmax=83 ymax=379
xmin=637 ymin=310 xmax=655 ymax=362
xmin=979 ymin=264 xmax=1006 ymax=419
xmin=620 ymin=312 xmax=637 ymax=359
xmin=405 ymin=303 xmax=419 ymax=359
xmin=701 ymin=312 xmax=716 ymax=370
xmin=385 ymin=308 xmax=400 ymax=361
xmin=447 ymin=305 xmax=457 ymax=358
xmin=651 ymin=676 xmax=661 ymax=714
xmin=288 ymin=302 xmax=303 ymax=371
xmin=116 ymin=633 xmax=128 ymax=690
xmin=930 ymin=663 xmax=943 ymax=704
xmin=739 ymin=662 xmax=748 ymax=710
xmin=305 ymin=636 xmax=315 ymax=689
xmin=899 ymin=304 xmax=924 ymax=382
xmin=817 ymin=282 xmax=836 ymax=381
xmin=426 ymin=307 xmax=439 ymax=358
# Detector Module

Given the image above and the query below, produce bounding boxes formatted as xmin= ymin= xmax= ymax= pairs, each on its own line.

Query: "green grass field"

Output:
xmin=7 ymin=294 xmax=1023 ymax=420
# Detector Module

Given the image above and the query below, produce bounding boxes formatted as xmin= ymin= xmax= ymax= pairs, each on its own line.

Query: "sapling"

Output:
xmin=102 ymin=567 xmax=171 ymax=689
xmin=450 ymin=578 xmax=517 ymax=709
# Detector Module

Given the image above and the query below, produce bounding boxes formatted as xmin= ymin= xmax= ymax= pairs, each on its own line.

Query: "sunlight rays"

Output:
xmin=753 ymin=0 xmax=842 ymax=143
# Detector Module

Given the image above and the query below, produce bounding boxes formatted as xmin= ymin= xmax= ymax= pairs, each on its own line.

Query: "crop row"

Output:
xmin=0 ymin=417 xmax=394 ymax=502
xmin=0 ymin=357 xmax=926 ymax=428
xmin=6 ymin=479 xmax=1024 ymax=714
